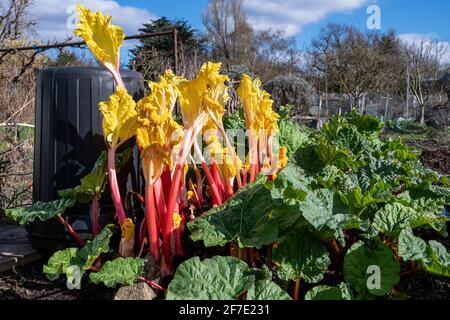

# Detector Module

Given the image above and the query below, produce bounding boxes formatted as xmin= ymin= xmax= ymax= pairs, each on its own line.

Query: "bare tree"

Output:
xmin=202 ymin=0 xmax=254 ymax=70
xmin=403 ymin=39 xmax=447 ymax=126
xmin=252 ymin=29 xmax=299 ymax=82
xmin=0 ymin=0 xmax=38 ymax=216
xmin=310 ymin=24 xmax=388 ymax=109
xmin=0 ymin=0 xmax=35 ymax=42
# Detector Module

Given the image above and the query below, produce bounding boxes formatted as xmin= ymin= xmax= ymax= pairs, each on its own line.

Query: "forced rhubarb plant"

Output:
xmin=5 ymin=4 xmax=450 ymax=300
xmin=186 ymin=111 xmax=450 ymax=300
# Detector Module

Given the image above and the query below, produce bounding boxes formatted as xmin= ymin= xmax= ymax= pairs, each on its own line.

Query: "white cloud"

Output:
xmin=242 ymin=0 xmax=368 ymax=36
xmin=398 ymin=33 xmax=450 ymax=65
xmin=28 ymin=0 xmax=157 ymax=43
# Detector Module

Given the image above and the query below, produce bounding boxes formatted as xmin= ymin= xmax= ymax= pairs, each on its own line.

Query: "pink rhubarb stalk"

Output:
xmin=145 ymin=184 xmax=160 ymax=261
xmin=55 ymin=215 xmax=85 ymax=247
xmin=108 ymin=146 xmax=126 ymax=225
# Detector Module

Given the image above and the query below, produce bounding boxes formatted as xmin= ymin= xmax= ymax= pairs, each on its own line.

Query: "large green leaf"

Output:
xmin=42 ymin=248 xmax=80 ymax=281
xmin=43 ymin=225 xmax=114 ymax=282
xmin=346 ymin=111 xmax=383 ymax=135
xmin=298 ymin=189 xmax=355 ymax=246
xmin=89 ymin=257 xmax=144 ymax=288
xmin=270 ymin=164 xmax=310 ymax=204
xmin=188 ymin=178 xmax=279 ymax=248
xmin=78 ymin=225 xmax=114 ymax=269
xmin=372 ymin=203 xmax=415 ymax=237
xmin=398 ymin=228 xmax=428 ymax=263
xmin=4 ymin=199 xmax=75 ymax=225
xmin=166 ymin=256 xmax=290 ymax=300
xmin=421 ymin=240 xmax=450 ymax=278
xmin=322 ymin=119 xmax=366 ymax=155
xmin=339 ymin=187 xmax=378 ymax=216
xmin=396 ymin=193 xmax=448 ymax=235
xmin=344 ymin=238 xmax=400 ymax=296
xmin=315 ymin=140 xmax=357 ymax=171
xmin=273 ymin=230 xmax=330 ymax=283
xmin=305 ymin=283 xmax=352 ymax=300
xmin=278 ymin=119 xmax=310 ymax=155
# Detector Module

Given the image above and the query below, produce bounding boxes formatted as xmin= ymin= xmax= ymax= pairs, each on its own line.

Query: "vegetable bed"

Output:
xmin=2 ymin=5 xmax=450 ymax=301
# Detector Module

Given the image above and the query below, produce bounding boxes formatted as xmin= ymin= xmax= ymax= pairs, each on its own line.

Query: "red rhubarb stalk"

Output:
xmin=55 ymin=215 xmax=85 ymax=247
xmin=145 ymin=184 xmax=160 ymax=261
xmin=193 ymin=141 xmax=222 ymax=206
xmin=153 ymin=178 xmax=167 ymax=228
xmin=161 ymin=166 xmax=172 ymax=205
xmin=138 ymin=276 xmax=166 ymax=292
xmin=201 ymin=162 xmax=223 ymax=206
xmin=294 ymin=278 xmax=301 ymax=301
xmin=107 ymin=146 xmax=126 ymax=225
xmin=162 ymin=162 xmax=184 ymax=272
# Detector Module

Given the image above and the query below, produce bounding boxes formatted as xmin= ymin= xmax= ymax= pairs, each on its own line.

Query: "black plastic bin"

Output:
xmin=29 ymin=67 xmax=144 ymax=251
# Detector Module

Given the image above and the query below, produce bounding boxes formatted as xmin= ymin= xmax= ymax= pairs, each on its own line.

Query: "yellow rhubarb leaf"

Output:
xmin=98 ymin=88 xmax=137 ymax=147
xmin=237 ymin=74 xmax=279 ymax=137
xmin=179 ymin=62 xmax=229 ymax=129
xmin=173 ymin=211 xmax=182 ymax=230
xmin=74 ymin=4 xmax=124 ymax=72
xmin=136 ymin=70 xmax=183 ymax=184
xmin=121 ymin=218 xmax=135 ymax=241
xmin=277 ymin=146 xmax=288 ymax=170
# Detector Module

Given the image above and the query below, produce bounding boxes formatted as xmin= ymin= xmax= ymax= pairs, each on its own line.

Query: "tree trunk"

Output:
xmin=447 ymin=92 xmax=450 ymax=129
xmin=420 ymin=104 xmax=425 ymax=127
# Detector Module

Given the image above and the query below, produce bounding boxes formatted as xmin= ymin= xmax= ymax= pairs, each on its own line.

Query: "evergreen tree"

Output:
xmin=129 ymin=17 xmax=206 ymax=80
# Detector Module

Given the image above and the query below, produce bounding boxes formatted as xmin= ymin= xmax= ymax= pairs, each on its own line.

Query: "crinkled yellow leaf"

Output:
xmin=237 ymin=74 xmax=279 ymax=136
xmin=121 ymin=218 xmax=135 ymax=241
xmin=173 ymin=211 xmax=182 ymax=230
xmin=74 ymin=4 xmax=124 ymax=71
xmin=179 ymin=62 xmax=229 ymax=129
xmin=187 ymin=190 xmax=195 ymax=202
xmin=136 ymin=70 xmax=183 ymax=183
xmin=277 ymin=147 xmax=288 ymax=170
xmin=98 ymin=88 xmax=137 ymax=147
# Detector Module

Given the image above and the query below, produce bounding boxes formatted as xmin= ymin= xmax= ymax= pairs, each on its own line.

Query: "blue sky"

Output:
xmin=29 ymin=0 xmax=450 ymax=63
xmin=122 ymin=0 xmax=450 ymax=45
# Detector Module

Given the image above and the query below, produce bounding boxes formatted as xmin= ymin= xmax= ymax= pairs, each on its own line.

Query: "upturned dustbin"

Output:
xmin=28 ymin=67 xmax=144 ymax=251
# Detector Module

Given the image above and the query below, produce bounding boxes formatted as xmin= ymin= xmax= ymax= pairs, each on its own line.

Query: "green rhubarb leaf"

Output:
xmin=421 ymin=241 xmax=450 ymax=278
xmin=89 ymin=257 xmax=144 ymax=288
xmin=273 ymin=230 xmax=330 ymax=283
xmin=315 ymin=140 xmax=356 ymax=171
xmin=298 ymin=189 xmax=336 ymax=228
xmin=78 ymin=224 xmax=114 ymax=269
xmin=43 ymin=248 xmax=80 ymax=281
xmin=340 ymin=187 xmax=377 ymax=216
xmin=429 ymin=185 xmax=450 ymax=204
xmin=166 ymin=256 xmax=290 ymax=300
xmin=396 ymin=194 xmax=448 ymax=235
xmin=372 ymin=203 xmax=415 ymax=237
xmin=43 ymin=225 xmax=115 ymax=282
xmin=298 ymin=189 xmax=353 ymax=246
xmin=249 ymin=278 xmax=293 ymax=300
xmin=316 ymin=165 xmax=342 ymax=189
xmin=344 ymin=238 xmax=400 ymax=296
xmin=270 ymin=163 xmax=310 ymax=204
xmin=346 ymin=111 xmax=383 ymax=135
xmin=188 ymin=178 xmax=278 ymax=248
xmin=278 ymin=119 xmax=310 ymax=156
xmin=305 ymin=283 xmax=352 ymax=300
xmin=398 ymin=228 xmax=428 ymax=262
xmin=5 ymin=199 xmax=75 ymax=225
